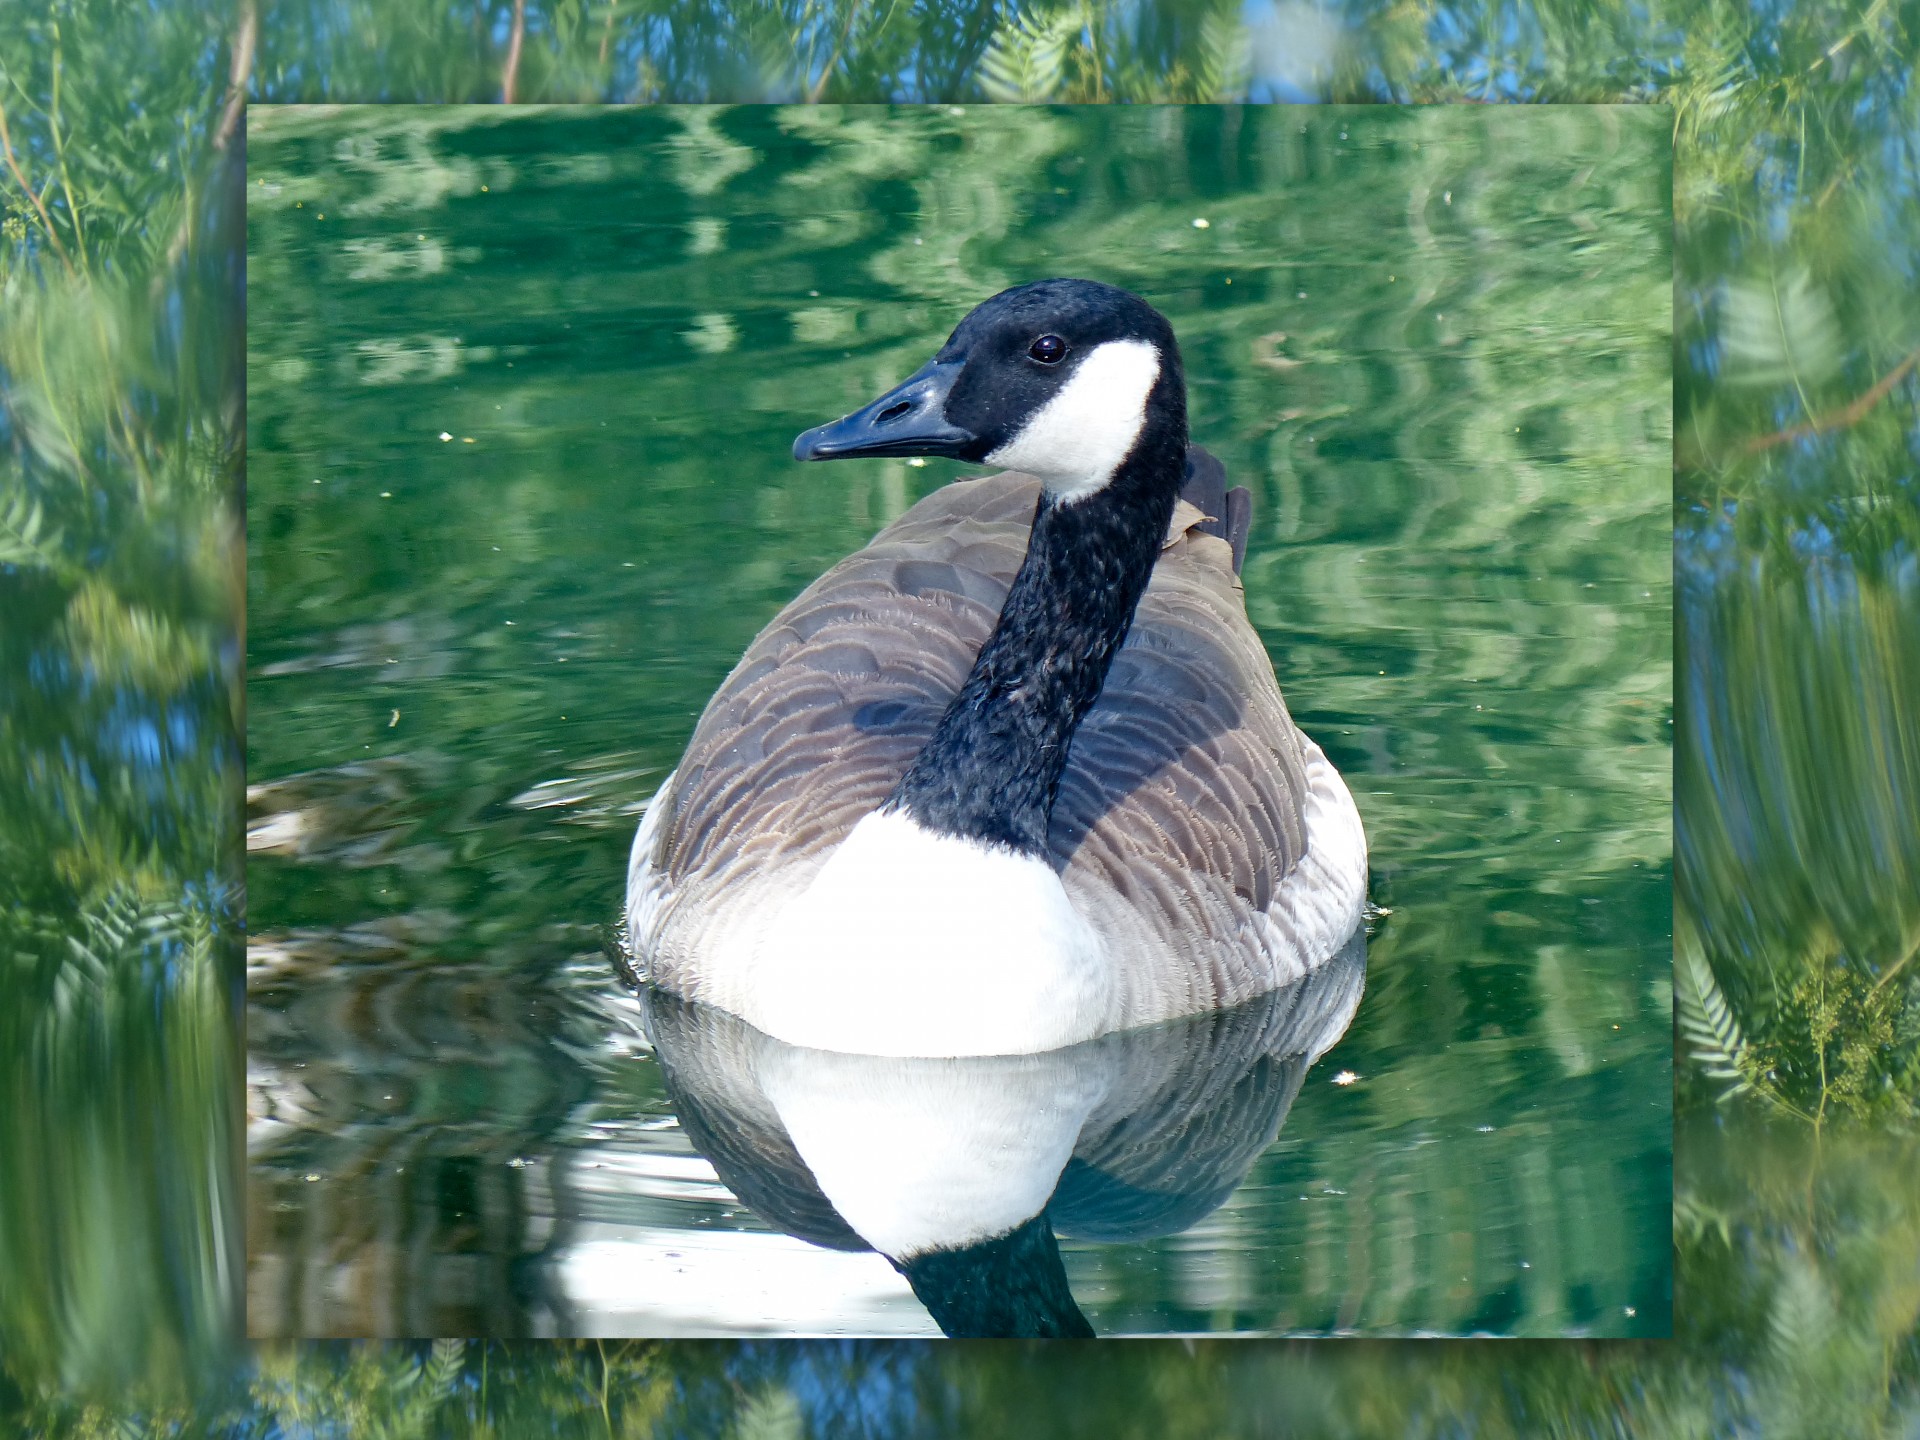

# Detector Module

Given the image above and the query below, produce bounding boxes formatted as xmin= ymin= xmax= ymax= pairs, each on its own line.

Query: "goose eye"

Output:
xmin=1028 ymin=334 xmax=1067 ymax=365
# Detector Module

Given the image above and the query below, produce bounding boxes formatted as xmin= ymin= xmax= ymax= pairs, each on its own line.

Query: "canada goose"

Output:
xmin=625 ymin=278 xmax=1368 ymax=1058
xmin=638 ymin=929 xmax=1365 ymax=1337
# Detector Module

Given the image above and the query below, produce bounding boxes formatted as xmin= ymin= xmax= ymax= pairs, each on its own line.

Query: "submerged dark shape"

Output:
xmin=897 ymin=1211 xmax=1092 ymax=1339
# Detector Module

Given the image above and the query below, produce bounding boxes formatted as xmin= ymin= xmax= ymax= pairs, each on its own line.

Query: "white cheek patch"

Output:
xmin=985 ymin=338 xmax=1160 ymax=502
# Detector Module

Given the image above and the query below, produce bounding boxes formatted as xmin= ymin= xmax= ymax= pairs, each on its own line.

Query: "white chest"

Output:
xmin=738 ymin=809 xmax=1113 ymax=1057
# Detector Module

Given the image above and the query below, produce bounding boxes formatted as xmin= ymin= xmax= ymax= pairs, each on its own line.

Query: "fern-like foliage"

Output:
xmin=421 ymin=1338 xmax=466 ymax=1406
xmin=1766 ymin=1254 xmax=1836 ymax=1362
xmin=978 ymin=7 xmax=1083 ymax=102
xmin=731 ymin=1386 xmax=804 ymax=1440
xmin=48 ymin=888 xmax=171 ymax=1018
xmin=0 ymin=479 xmax=69 ymax=575
xmin=1722 ymin=264 xmax=1844 ymax=392
xmin=1192 ymin=10 xmax=1252 ymax=101
xmin=347 ymin=1338 xmax=468 ymax=1440
xmin=1673 ymin=1188 xmax=1734 ymax=1248
xmin=1677 ymin=940 xmax=1756 ymax=1103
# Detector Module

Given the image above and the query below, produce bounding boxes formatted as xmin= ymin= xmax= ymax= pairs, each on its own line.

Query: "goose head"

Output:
xmin=793 ymin=278 xmax=1188 ymax=504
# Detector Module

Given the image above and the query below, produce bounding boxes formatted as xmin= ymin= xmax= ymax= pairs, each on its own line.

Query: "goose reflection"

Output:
xmin=635 ymin=924 xmax=1365 ymax=1337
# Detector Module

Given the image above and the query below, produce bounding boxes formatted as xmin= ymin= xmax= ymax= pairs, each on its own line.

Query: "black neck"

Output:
xmin=891 ymin=1210 xmax=1095 ymax=1338
xmin=888 ymin=429 xmax=1184 ymax=856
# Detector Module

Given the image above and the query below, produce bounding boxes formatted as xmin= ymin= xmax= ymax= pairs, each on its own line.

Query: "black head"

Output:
xmin=794 ymin=279 xmax=1187 ymax=501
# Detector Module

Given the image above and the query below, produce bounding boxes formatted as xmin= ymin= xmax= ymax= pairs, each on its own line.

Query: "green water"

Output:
xmin=246 ymin=104 xmax=1671 ymax=1338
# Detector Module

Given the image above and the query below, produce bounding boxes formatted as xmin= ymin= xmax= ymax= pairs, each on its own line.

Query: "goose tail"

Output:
xmin=1181 ymin=445 xmax=1252 ymax=575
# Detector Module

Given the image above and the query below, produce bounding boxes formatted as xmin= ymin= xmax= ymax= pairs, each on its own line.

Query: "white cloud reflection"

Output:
xmin=1248 ymin=0 xmax=1344 ymax=100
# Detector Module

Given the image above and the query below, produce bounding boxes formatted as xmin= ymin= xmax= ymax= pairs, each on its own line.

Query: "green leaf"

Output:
xmin=1677 ymin=940 xmax=1755 ymax=1102
xmin=1721 ymin=264 xmax=1843 ymax=391
xmin=1194 ymin=10 xmax=1252 ymax=101
xmin=978 ymin=7 xmax=1081 ymax=102
xmin=0 ymin=479 xmax=69 ymax=575
xmin=731 ymin=1386 xmax=803 ymax=1440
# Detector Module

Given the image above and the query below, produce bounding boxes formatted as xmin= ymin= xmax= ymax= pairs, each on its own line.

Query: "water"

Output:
xmin=245 ymin=104 xmax=1671 ymax=1337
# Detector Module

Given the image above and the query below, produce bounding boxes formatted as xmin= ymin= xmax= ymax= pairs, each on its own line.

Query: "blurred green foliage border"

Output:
xmin=3 ymin=0 xmax=1920 ymax=1434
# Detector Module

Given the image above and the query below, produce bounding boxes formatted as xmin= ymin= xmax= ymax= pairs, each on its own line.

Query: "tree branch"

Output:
xmin=598 ymin=0 xmax=620 ymax=68
xmin=806 ymin=0 xmax=863 ymax=104
xmin=0 ymin=94 xmax=74 ymax=276
xmin=502 ymin=0 xmax=527 ymax=104
xmin=213 ymin=0 xmax=257 ymax=155
xmin=1870 ymin=926 xmax=1920 ymax=997
xmin=1741 ymin=344 xmax=1920 ymax=455
xmin=152 ymin=0 xmax=254 ymax=297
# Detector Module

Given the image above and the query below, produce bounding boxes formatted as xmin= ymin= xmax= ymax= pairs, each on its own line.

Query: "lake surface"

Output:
xmin=246 ymin=104 xmax=1671 ymax=1337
